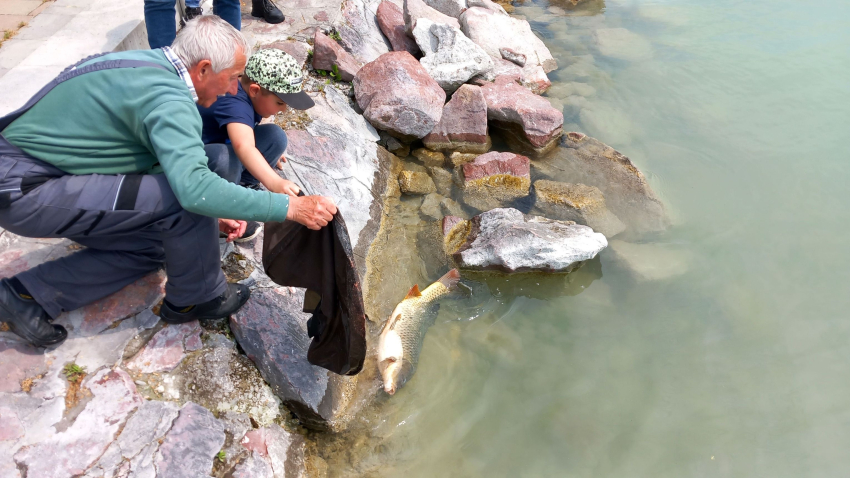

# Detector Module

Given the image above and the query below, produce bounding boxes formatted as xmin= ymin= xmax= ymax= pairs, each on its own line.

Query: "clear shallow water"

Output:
xmin=341 ymin=1 xmax=850 ymax=476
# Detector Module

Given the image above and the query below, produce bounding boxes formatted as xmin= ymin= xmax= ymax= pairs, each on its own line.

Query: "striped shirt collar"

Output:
xmin=161 ymin=46 xmax=198 ymax=103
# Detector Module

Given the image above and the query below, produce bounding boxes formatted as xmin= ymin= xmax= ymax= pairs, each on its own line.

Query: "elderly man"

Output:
xmin=0 ymin=16 xmax=336 ymax=347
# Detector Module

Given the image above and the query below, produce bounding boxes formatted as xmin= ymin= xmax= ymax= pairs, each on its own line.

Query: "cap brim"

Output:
xmin=275 ymin=91 xmax=315 ymax=110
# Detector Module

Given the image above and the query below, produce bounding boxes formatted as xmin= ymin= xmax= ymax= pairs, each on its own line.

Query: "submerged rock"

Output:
xmin=449 ymin=151 xmax=479 ymax=166
xmin=404 ymin=0 xmax=460 ymax=34
xmin=460 ymin=6 xmax=557 ymax=72
xmin=480 ymin=78 xmax=563 ymax=155
xmin=376 ymin=1 xmax=421 ymax=56
xmin=412 ymin=19 xmax=494 ymax=92
xmin=313 ymin=30 xmax=361 ymax=81
xmin=532 ymin=179 xmax=626 ymax=237
xmin=354 ymin=51 xmax=446 ymax=140
xmin=399 ymin=170 xmax=438 ymax=195
xmin=607 ymin=240 xmax=691 ymax=281
xmin=449 ymin=208 xmax=608 ymax=272
xmin=461 ymin=151 xmax=531 ymax=210
xmin=423 ymin=84 xmax=490 ymax=153
xmin=593 ymin=27 xmax=653 ymax=61
xmin=412 ymin=147 xmax=446 ymax=166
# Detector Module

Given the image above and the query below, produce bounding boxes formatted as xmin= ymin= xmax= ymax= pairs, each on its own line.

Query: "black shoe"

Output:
xmin=159 ymin=283 xmax=251 ymax=324
xmin=0 ymin=279 xmax=67 ymax=348
xmin=252 ymin=0 xmax=285 ymax=24
xmin=185 ymin=6 xmax=203 ymax=21
xmin=234 ymin=221 xmax=262 ymax=243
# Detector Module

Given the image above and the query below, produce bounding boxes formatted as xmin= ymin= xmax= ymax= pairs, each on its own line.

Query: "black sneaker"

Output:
xmin=0 ymin=279 xmax=67 ymax=347
xmin=159 ymin=283 xmax=251 ymax=324
xmin=252 ymin=0 xmax=285 ymax=24
xmin=180 ymin=6 xmax=203 ymax=27
xmin=235 ymin=221 xmax=262 ymax=243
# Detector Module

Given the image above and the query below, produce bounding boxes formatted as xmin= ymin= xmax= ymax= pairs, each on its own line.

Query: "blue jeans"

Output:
xmin=204 ymin=124 xmax=288 ymax=187
xmin=144 ymin=0 xmax=242 ymax=49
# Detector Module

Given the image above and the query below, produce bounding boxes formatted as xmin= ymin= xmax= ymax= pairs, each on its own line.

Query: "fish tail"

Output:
xmin=437 ymin=269 xmax=461 ymax=291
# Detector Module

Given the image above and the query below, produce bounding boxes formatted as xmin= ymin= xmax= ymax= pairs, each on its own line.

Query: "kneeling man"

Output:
xmin=0 ymin=16 xmax=335 ymax=347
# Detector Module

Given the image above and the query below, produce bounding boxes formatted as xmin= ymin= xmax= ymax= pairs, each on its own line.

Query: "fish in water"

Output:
xmin=378 ymin=269 xmax=461 ymax=395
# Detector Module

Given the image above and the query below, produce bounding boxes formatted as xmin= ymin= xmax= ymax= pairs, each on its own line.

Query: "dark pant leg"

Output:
xmin=213 ymin=0 xmax=241 ymax=30
xmin=205 ymin=143 xmax=241 ymax=184
xmin=239 ymin=124 xmax=288 ymax=186
xmin=0 ymin=158 xmax=226 ymax=318
xmin=144 ymin=0 xmax=177 ymax=49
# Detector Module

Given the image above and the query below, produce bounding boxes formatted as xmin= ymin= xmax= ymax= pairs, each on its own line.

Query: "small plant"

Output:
xmin=331 ymin=64 xmax=342 ymax=82
xmin=216 ymin=450 xmax=226 ymax=463
xmin=18 ymin=22 xmax=27 ymax=29
xmin=63 ymin=363 xmax=87 ymax=383
xmin=329 ymin=30 xmax=342 ymax=42
xmin=3 ymin=30 xmax=13 ymax=41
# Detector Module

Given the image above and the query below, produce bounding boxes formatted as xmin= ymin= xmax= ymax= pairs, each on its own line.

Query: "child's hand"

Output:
xmin=277 ymin=154 xmax=287 ymax=168
xmin=219 ymin=218 xmax=247 ymax=242
xmin=275 ymin=178 xmax=301 ymax=197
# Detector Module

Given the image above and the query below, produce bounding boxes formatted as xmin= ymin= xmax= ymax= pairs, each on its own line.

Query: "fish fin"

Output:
xmin=437 ymin=269 xmax=461 ymax=290
xmin=404 ymin=285 xmax=422 ymax=299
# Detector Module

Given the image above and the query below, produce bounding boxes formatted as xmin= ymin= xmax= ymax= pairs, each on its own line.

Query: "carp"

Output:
xmin=378 ymin=269 xmax=461 ymax=395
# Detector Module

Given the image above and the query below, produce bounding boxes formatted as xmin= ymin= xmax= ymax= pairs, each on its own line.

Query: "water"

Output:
xmin=331 ymin=1 xmax=850 ymax=475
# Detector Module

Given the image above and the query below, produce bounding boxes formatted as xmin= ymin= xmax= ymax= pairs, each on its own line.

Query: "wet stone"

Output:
xmin=399 ymin=170 xmax=438 ymax=195
xmin=420 ymin=192 xmax=445 ymax=219
xmin=449 ymin=151 xmax=479 ymax=166
xmin=423 ymin=84 xmax=490 ymax=153
xmin=426 ymin=165 xmax=454 ymax=195
xmin=461 ymin=151 xmax=531 ymax=211
xmin=412 ymin=147 xmax=446 ymax=166
xmin=532 ymin=179 xmax=626 ymax=237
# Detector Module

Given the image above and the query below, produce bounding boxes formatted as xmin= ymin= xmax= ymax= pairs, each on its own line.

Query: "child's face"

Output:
xmin=248 ymin=83 xmax=289 ymax=117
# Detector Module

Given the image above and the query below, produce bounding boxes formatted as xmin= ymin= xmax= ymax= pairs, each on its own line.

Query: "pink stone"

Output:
xmin=442 ymin=215 xmax=464 ymax=236
xmin=0 ymin=338 xmax=47 ymax=392
xmin=126 ymin=321 xmax=201 ymax=373
xmin=353 ymin=51 xmax=445 ymax=140
xmin=0 ymin=406 xmax=25 ymax=442
xmin=376 ymin=1 xmax=420 ymax=56
xmin=479 ymin=80 xmax=563 ymax=151
xmin=0 ymin=236 xmax=72 ymax=279
xmin=423 ymin=84 xmax=488 ymax=153
xmin=77 ymin=270 xmax=166 ymax=336
xmin=155 ymin=402 xmax=225 ymax=478
xmin=313 ymin=10 xmax=329 ymax=22
xmin=312 ymin=31 xmax=361 ymax=82
xmin=462 ymin=151 xmax=530 ymax=182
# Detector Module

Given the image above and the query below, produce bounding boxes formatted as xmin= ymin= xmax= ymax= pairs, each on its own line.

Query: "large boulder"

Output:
xmin=376 ymin=1 xmax=421 ymax=56
xmin=548 ymin=132 xmax=670 ymax=235
xmin=337 ymin=0 xmax=393 ymax=65
xmin=423 ymin=84 xmax=489 ymax=152
xmin=480 ymin=78 xmax=563 ymax=155
xmin=461 ymin=151 xmax=530 ymax=210
xmin=460 ymin=6 xmax=557 ymax=73
xmin=532 ymin=179 xmax=626 ymax=237
xmin=472 ymin=57 xmax=551 ymax=95
xmin=423 ymin=0 xmax=467 ymax=18
xmin=447 ymin=208 xmax=608 ymax=272
xmin=404 ymin=0 xmax=460 ymax=34
xmin=354 ymin=51 xmax=446 ymax=140
xmin=412 ymin=19 xmax=494 ymax=92
xmin=313 ymin=30 xmax=361 ymax=81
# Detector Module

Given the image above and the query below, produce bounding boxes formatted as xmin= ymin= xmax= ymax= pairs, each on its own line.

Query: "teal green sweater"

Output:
xmin=2 ymin=49 xmax=289 ymax=222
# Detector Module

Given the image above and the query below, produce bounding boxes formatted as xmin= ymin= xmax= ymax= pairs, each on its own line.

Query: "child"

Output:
xmin=199 ymin=48 xmax=314 ymax=241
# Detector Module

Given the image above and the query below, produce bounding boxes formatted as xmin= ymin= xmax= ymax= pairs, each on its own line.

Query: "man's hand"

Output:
xmin=219 ymin=218 xmax=247 ymax=242
xmin=286 ymin=195 xmax=337 ymax=230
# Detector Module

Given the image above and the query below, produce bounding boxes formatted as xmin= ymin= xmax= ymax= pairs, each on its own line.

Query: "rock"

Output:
xmin=442 ymin=215 xmax=471 ymax=254
xmin=461 ymin=151 xmax=530 ymax=210
xmin=449 ymin=151 xmax=479 ymax=166
xmin=412 ymin=147 xmax=446 ymax=166
xmin=232 ymin=451 xmax=274 ymax=478
xmin=472 ymin=58 xmax=551 ymax=95
xmin=125 ymin=321 xmax=202 ymax=374
xmin=313 ymin=31 xmax=361 ymax=81
xmin=532 ymin=180 xmax=626 ymax=237
xmin=426 ymin=165 xmax=454 ymax=195
xmin=441 ymin=196 xmax=467 ymax=217
xmin=379 ymin=130 xmax=411 ymax=157
xmin=423 ymin=84 xmax=490 ymax=153
xmin=412 ymin=19 xmax=493 ymax=92
xmin=423 ymin=0 xmax=467 ymax=18
xmin=258 ymin=40 xmax=311 ymax=69
xmin=0 ymin=339 xmax=47 ymax=393
xmin=460 ymin=6 xmax=556 ymax=72
xmin=403 ymin=0 xmax=460 ymax=34
xmin=450 ymin=208 xmax=608 ymax=272
xmin=607 ymin=240 xmax=691 ymax=281
xmin=467 ymin=0 xmax=507 ymax=14
xmin=354 ymin=51 xmax=445 ymax=140
xmin=155 ymin=402 xmax=226 ymax=478
xmin=420 ymin=192 xmax=445 ymax=219
xmin=399 ymin=170 xmax=437 ymax=195
xmin=593 ymin=27 xmax=653 ymax=61
xmin=338 ymin=0 xmax=392 ymax=64
xmin=552 ymin=132 xmax=670 ymax=235
xmin=376 ymin=1 xmax=421 ymax=56
xmin=500 ymin=47 xmax=526 ymax=66
xmin=14 ymin=369 xmax=143 ymax=477
xmin=480 ymin=78 xmax=563 ymax=155
xmin=240 ymin=425 xmax=307 ymax=477
xmin=85 ymin=400 xmax=180 ymax=478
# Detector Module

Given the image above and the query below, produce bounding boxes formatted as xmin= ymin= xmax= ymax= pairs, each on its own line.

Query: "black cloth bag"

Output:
xmin=262 ymin=210 xmax=367 ymax=376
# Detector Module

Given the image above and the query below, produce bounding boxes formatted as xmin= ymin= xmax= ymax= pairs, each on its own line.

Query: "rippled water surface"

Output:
xmin=338 ymin=1 xmax=850 ymax=476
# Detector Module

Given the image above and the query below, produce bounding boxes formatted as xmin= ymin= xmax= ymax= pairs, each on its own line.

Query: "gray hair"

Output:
xmin=171 ymin=15 xmax=251 ymax=72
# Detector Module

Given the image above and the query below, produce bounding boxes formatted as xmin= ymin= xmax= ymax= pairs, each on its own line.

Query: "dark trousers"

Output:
xmin=0 ymin=137 xmax=226 ymax=318
xmin=144 ymin=0 xmax=242 ymax=49
xmin=204 ymin=124 xmax=288 ymax=187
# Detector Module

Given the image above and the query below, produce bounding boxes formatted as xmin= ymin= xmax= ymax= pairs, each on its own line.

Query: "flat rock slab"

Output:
xmin=0 ymin=337 xmax=47 ymax=392
xmin=480 ymin=78 xmax=563 ymax=155
xmin=532 ymin=179 xmax=626 ymax=237
xmin=125 ymin=321 xmax=202 ymax=374
xmin=239 ymin=425 xmax=307 ymax=477
xmin=412 ymin=19 xmax=493 ymax=92
xmin=423 ymin=84 xmax=489 ymax=152
xmin=338 ymin=0 xmax=392 ymax=65
xmin=461 ymin=151 xmax=530 ymax=210
xmin=450 ymin=208 xmax=608 ymax=273
xmin=155 ymin=402 xmax=226 ymax=478
xmin=460 ymin=6 xmax=556 ymax=72
xmin=377 ymin=0 xmax=421 ymax=56
xmin=354 ymin=51 xmax=445 ymax=140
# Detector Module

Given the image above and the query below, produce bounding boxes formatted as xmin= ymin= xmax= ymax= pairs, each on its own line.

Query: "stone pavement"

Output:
xmin=0 ymin=0 xmax=50 ymax=38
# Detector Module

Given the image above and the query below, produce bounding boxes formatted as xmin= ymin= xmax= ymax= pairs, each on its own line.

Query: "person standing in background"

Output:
xmin=144 ymin=0 xmax=243 ymax=49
